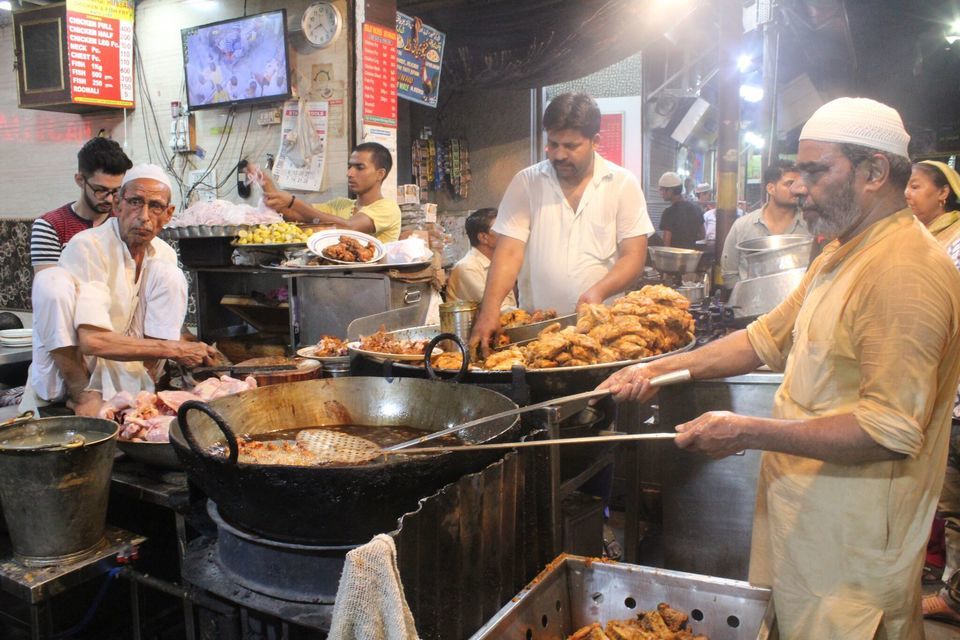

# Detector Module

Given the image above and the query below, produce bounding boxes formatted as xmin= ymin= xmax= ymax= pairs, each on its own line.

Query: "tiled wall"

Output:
xmin=0 ymin=219 xmax=37 ymax=311
xmin=0 ymin=222 xmax=198 ymax=328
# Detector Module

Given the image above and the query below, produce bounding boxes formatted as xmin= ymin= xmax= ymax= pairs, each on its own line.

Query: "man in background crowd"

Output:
xmin=658 ymin=171 xmax=704 ymax=249
xmin=446 ymin=208 xmax=517 ymax=309
xmin=251 ymin=142 xmax=401 ymax=243
xmin=720 ymin=161 xmax=809 ymax=286
xmin=31 ymin=137 xmax=132 ymax=270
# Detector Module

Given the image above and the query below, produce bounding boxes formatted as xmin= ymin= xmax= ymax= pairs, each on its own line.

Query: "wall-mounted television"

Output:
xmin=182 ymin=9 xmax=291 ymax=111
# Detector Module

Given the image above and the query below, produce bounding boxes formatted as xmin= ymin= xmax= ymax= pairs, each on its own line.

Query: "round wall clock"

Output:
xmin=301 ymin=2 xmax=343 ymax=49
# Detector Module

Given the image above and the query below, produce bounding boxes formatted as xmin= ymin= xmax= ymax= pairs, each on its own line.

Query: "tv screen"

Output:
xmin=181 ymin=10 xmax=291 ymax=111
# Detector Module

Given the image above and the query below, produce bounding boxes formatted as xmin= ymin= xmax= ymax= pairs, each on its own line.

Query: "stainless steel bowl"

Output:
xmin=648 ymin=247 xmax=704 ymax=273
xmin=677 ymin=283 xmax=705 ymax=304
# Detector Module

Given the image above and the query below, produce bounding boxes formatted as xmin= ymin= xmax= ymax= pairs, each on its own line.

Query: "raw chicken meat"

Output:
xmin=101 ymin=375 xmax=257 ymax=442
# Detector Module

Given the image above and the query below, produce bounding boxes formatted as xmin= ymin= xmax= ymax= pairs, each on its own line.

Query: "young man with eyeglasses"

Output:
xmin=30 ymin=137 xmax=132 ymax=271
xmin=23 ymin=164 xmax=217 ymax=417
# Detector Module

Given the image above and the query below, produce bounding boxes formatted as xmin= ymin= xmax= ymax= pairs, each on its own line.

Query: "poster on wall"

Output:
xmin=362 ymin=124 xmax=398 ymax=201
xmin=361 ymin=22 xmax=398 ymax=127
xmin=274 ymin=100 xmax=329 ymax=192
xmin=65 ymin=0 xmax=135 ymax=108
xmin=395 ymin=13 xmax=445 ymax=108
xmin=596 ymin=113 xmax=624 ymax=167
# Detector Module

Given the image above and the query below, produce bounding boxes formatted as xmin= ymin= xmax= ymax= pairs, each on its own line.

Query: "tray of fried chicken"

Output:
xmin=469 ymin=554 xmax=774 ymax=640
xmin=347 ymin=325 xmax=441 ymax=362
xmin=432 ymin=285 xmax=696 ymax=372
xmin=307 ymin=229 xmax=385 ymax=264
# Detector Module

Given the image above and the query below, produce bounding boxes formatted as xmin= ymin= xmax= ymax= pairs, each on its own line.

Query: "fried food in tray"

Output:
xmin=314 ymin=335 xmax=348 ymax=357
xmin=499 ymin=308 xmax=558 ymax=329
xmin=567 ymin=603 xmax=708 ymax=640
xmin=322 ymin=235 xmax=377 ymax=263
xmin=479 ymin=285 xmax=695 ymax=370
xmin=360 ymin=328 xmax=431 ymax=356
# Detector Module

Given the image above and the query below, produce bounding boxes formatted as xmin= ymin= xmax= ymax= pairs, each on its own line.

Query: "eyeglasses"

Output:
xmin=82 ymin=176 xmax=119 ymax=199
xmin=120 ymin=196 xmax=169 ymax=216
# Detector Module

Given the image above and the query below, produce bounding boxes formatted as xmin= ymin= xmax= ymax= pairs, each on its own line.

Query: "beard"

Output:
xmin=82 ymin=190 xmax=113 ymax=214
xmin=805 ymin=172 xmax=860 ymax=241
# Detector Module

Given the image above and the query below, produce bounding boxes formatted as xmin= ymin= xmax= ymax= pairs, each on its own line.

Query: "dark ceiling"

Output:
xmin=397 ymin=0 xmax=960 ymax=142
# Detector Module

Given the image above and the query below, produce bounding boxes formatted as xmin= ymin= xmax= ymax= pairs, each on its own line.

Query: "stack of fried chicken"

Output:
xmin=568 ymin=603 xmax=708 ymax=640
xmin=467 ymin=285 xmax=695 ymax=370
xmin=499 ymin=308 xmax=558 ymax=329
xmin=322 ymin=235 xmax=377 ymax=262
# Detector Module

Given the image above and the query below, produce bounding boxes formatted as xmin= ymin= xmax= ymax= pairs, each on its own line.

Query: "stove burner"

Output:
xmin=691 ymin=295 xmax=737 ymax=344
xmin=207 ymin=501 xmax=353 ymax=604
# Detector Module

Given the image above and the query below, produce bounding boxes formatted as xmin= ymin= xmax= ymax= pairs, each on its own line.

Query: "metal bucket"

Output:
xmin=0 ymin=416 xmax=118 ymax=566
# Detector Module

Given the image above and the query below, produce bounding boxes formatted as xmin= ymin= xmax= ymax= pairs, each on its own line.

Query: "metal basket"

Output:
xmin=470 ymin=554 xmax=776 ymax=640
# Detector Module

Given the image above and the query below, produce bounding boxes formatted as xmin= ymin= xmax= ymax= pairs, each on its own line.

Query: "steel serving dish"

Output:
xmin=470 ymin=554 xmax=776 ymax=640
xmin=116 ymin=440 xmax=181 ymax=469
xmin=170 ymin=377 xmax=522 ymax=545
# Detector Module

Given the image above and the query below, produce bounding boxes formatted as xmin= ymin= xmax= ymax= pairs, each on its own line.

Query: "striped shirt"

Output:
xmin=30 ymin=203 xmax=97 ymax=266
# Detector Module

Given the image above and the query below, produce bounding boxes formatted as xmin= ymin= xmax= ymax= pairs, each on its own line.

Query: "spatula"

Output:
xmin=383 ymin=368 xmax=692 ymax=453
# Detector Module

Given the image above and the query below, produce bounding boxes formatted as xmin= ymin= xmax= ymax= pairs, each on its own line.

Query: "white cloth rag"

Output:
xmin=327 ymin=534 xmax=419 ymax=640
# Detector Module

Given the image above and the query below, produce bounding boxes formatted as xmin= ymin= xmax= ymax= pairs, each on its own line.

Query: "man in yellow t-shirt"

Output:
xmin=253 ymin=142 xmax=401 ymax=243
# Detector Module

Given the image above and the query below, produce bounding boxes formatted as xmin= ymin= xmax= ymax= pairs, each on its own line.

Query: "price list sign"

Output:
xmin=65 ymin=0 xmax=135 ymax=108
xmin=361 ymin=22 xmax=397 ymax=127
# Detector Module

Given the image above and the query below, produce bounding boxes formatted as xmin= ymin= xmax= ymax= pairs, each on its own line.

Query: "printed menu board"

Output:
xmin=361 ymin=22 xmax=398 ymax=127
xmin=65 ymin=0 xmax=135 ymax=108
xmin=395 ymin=13 xmax=444 ymax=108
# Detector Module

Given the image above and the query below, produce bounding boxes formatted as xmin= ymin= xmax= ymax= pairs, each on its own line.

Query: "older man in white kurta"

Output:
xmin=22 ymin=165 xmax=215 ymax=416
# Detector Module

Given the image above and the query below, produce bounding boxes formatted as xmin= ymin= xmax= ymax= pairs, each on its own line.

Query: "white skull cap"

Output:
xmin=121 ymin=163 xmax=173 ymax=192
xmin=799 ymin=97 xmax=910 ymax=159
xmin=658 ymin=171 xmax=683 ymax=188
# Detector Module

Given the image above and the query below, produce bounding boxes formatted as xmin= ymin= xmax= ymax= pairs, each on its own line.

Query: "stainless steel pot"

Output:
xmin=738 ymin=235 xmax=813 ymax=278
xmin=728 ymin=268 xmax=806 ymax=321
xmin=648 ymin=246 xmax=704 ymax=274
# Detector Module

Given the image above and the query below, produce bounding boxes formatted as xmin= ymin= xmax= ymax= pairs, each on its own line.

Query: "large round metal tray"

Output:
xmin=117 ymin=439 xmax=181 ymax=469
xmin=363 ymin=324 xmax=697 ymax=374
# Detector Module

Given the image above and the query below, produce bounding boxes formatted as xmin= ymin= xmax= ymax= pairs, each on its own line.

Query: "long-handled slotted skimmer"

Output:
xmin=293 ymin=369 xmax=691 ymax=465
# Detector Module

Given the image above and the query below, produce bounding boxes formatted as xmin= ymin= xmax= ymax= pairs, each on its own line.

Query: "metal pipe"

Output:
xmin=119 ymin=567 xmax=239 ymax=617
xmin=714 ymin=0 xmax=743 ymax=282
xmin=761 ymin=19 xmax=781 ymax=168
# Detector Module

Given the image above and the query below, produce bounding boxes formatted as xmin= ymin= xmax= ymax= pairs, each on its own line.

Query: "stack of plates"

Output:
xmin=0 ymin=329 xmax=32 ymax=347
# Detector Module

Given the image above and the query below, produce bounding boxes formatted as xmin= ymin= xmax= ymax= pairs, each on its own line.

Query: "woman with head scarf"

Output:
xmin=905 ymin=160 xmax=960 ymax=247
xmin=908 ymin=160 xmax=960 ymax=627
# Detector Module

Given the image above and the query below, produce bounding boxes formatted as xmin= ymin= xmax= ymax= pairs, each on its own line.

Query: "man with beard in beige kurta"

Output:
xmin=597 ymin=97 xmax=960 ymax=639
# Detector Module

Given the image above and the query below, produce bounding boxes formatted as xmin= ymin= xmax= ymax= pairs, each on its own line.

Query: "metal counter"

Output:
xmin=657 ymin=371 xmax=783 ymax=580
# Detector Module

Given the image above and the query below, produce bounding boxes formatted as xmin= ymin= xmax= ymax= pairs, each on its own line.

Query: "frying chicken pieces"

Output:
xmin=567 ymin=603 xmax=708 ymax=640
xmin=483 ymin=285 xmax=694 ymax=370
xmin=322 ymin=235 xmax=377 ymax=262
